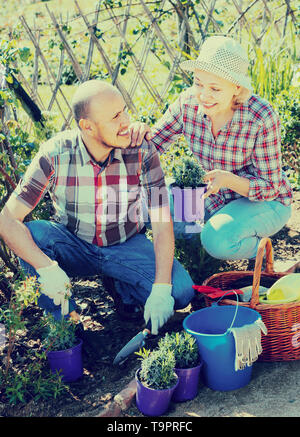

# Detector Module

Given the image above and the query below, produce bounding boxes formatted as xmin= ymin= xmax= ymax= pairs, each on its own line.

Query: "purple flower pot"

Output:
xmin=46 ymin=339 xmax=83 ymax=382
xmin=135 ymin=369 xmax=179 ymax=416
xmin=172 ymin=362 xmax=203 ymax=402
xmin=171 ymin=185 xmax=206 ymax=222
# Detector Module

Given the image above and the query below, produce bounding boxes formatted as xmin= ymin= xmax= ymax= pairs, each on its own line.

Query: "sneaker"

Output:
xmin=101 ymin=275 xmax=144 ymax=322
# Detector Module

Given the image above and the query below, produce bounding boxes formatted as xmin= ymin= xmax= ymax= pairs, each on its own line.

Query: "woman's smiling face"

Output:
xmin=193 ymin=69 xmax=240 ymax=118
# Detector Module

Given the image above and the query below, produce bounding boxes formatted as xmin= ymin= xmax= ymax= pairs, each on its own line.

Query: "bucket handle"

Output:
xmin=215 ymin=290 xmax=239 ymax=334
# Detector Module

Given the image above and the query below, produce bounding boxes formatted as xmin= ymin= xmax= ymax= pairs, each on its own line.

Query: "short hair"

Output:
xmin=71 ymin=80 xmax=117 ymax=126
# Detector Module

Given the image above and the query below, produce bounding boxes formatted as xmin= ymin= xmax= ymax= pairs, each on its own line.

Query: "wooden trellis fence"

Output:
xmin=0 ymin=0 xmax=298 ymax=274
xmin=8 ymin=0 xmax=297 ymax=131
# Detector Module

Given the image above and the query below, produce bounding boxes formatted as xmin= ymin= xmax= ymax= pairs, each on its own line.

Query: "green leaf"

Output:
xmin=18 ymin=47 xmax=30 ymax=63
xmin=5 ymin=74 xmax=13 ymax=84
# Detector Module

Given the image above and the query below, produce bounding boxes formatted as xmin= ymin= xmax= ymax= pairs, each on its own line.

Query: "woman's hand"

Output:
xmin=129 ymin=121 xmax=152 ymax=147
xmin=203 ymin=170 xmax=231 ymax=198
xmin=203 ymin=170 xmax=250 ymax=198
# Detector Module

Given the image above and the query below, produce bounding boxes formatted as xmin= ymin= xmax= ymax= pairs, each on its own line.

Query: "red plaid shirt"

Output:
xmin=13 ymin=129 xmax=168 ymax=246
xmin=151 ymin=88 xmax=293 ymax=215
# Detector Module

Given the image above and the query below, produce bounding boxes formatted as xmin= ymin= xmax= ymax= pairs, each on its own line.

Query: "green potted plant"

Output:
xmin=170 ymin=156 xmax=206 ymax=222
xmin=158 ymin=331 xmax=202 ymax=402
xmin=42 ymin=315 xmax=83 ymax=383
xmin=135 ymin=347 xmax=179 ymax=416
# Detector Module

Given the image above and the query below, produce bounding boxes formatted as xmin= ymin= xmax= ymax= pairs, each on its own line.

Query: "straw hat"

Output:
xmin=181 ymin=36 xmax=253 ymax=91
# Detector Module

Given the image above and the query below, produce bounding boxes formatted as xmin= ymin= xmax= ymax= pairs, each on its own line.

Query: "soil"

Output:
xmin=0 ymin=191 xmax=299 ymax=418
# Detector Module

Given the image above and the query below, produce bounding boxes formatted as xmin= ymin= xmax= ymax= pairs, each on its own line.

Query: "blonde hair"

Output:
xmin=232 ymin=86 xmax=252 ymax=109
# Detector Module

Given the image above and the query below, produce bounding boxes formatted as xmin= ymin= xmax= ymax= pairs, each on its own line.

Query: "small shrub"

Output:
xmin=2 ymin=359 xmax=66 ymax=405
xmin=0 ymin=276 xmax=67 ymax=405
xmin=158 ymin=331 xmax=200 ymax=369
xmin=172 ymin=156 xmax=206 ymax=189
xmin=42 ymin=315 xmax=77 ymax=352
xmin=136 ymin=347 xmax=177 ymax=390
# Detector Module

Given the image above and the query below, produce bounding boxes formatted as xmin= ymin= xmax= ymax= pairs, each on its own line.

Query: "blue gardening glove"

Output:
xmin=36 ymin=261 xmax=72 ymax=316
xmin=144 ymin=283 xmax=174 ymax=335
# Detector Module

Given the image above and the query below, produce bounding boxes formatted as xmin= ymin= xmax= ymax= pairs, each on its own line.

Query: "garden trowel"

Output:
xmin=113 ymin=321 xmax=151 ymax=365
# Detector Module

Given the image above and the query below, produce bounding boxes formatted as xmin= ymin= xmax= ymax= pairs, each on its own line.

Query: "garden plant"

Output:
xmin=158 ymin=331 xmax=202 ymax=403
xmin=42 ymin=315 xmax=78 ymax=352
xmin=158 ymin=331 xmax=200 ymax=369
xmin=171 ymin=155 xmax=206 ymax=190
xmin=42 ymin=315 xmax=83 ymax=383
xmin=135 ymin=347 xmax=178 ymax=415
xmin=0 ymin=276 xmax=66 ymax=404
xmin=136 ymin=347 xmax=177 ymax=390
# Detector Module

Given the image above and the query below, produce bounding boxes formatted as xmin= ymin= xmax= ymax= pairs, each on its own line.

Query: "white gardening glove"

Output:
xmin=144 ymin=283 xmax=174 ymax=335
xmin=36 ymin=261 xmax=72 ymax=316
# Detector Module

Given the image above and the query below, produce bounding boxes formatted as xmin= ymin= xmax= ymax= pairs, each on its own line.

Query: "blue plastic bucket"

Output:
xmin=183 ymin=302 xmax=262 ymax=391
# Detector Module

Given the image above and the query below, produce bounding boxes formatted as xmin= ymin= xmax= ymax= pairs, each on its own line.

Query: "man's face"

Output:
xmin=87 ymin=89 xmax=131 ymax=149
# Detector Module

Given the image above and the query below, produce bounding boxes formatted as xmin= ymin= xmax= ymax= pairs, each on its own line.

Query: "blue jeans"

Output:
xmin=200 ymin=198 xmax=292 ymax=260
xmin=168 ymin=183 xmax=292 ymax=254
xmin=20 ymin=220 xmax=195 ymax=319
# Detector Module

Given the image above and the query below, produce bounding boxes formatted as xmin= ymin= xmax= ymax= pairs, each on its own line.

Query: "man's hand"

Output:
xmin=144 ymin=283 xmax=174 ymax=335
xmin=36 ymin=261 xmax=72 ymax=316
xmin=129 ymin=121 xmax=152 ymax=147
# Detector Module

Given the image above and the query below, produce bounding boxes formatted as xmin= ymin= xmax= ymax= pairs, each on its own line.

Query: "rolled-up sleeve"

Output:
xmin=12 ymin=148 xmax=54 ymax=209
xmin=246 ymin=110 xmax=283 ymax=202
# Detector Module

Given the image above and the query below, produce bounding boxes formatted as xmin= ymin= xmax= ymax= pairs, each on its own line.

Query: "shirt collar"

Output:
xmin=77 ymin=130 xmax=92 ymax=166
xmin=231 ymin=98 xmax=251 ymax=124
xmin=77 ymin=130 xmax=123 ymax=166
xmin=112 ymin=148 xmax=123 ymax=163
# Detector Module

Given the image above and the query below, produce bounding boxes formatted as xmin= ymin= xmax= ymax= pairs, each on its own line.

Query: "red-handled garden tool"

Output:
xmin=192 ymin=285 xmax=244 ymax=299
xmin=113 ymin=321 xmax=151 ymax=365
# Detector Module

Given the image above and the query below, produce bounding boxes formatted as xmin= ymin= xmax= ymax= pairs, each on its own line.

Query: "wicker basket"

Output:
xmin=202 ymin=237 xmax=300 ymax=362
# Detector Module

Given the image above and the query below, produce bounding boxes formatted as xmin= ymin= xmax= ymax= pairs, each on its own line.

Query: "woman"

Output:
xmin=130 ymin=35 xmax=293 ymax=261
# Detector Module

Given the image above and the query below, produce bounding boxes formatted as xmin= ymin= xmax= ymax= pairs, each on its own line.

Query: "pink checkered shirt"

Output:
xmin=13 ymin=129 xmax=168 ymax=246
xmin=151 ymin=88 xmax=292 ymax=215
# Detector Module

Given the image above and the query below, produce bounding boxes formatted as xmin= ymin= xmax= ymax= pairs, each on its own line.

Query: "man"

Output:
xmin=0 ymin=80 xmax=194 ymax=335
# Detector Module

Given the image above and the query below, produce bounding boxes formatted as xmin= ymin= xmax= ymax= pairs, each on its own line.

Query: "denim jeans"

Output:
xmin=168 ymin=183 xmax=292 ymax=256
xmin=19 ymin=220 xmax=195 ymax=319
xmin=167 ymin=179 xmax=292 ymax=259
xmin=200 ymin=198 xmax=292 ymax=260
